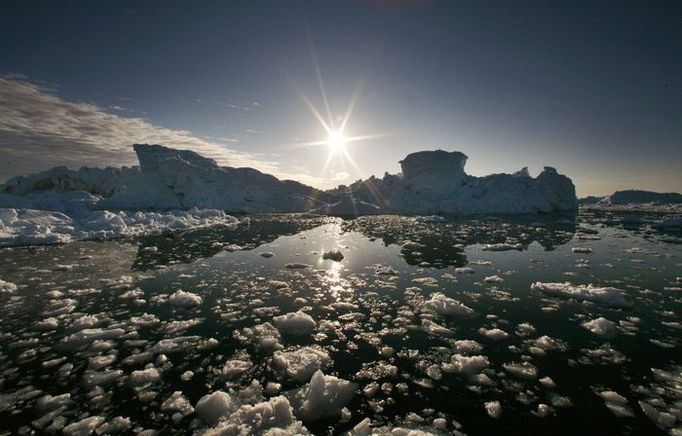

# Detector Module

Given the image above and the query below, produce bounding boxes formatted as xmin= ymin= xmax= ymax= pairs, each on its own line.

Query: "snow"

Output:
xmin=195 ymin=390 xmax=235 ymax=423
xmin=273 ymin=347 xmax=331 ymax=382
xmin=273 ymin=311 xmax=316 ymax=336
xmin=168 ymin=289 xmax=202 ymax=307
xmin=291 ymin=370 xmax=357 ymax=421
xmin=531 ymin=282 xmax=631 ymax=308
xmin=421 ymin=293 xmax=475 ymax=316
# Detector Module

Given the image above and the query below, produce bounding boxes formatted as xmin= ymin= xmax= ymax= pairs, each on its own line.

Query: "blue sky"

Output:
xmin=1 ymin=0 xmax=680 ymax=196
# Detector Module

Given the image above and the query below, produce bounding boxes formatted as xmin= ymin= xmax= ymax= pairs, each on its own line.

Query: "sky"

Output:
xmin=0 ymin=0 xmax=680 ymax=196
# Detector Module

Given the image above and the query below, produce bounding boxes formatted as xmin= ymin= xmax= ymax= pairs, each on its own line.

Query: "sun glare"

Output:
xmin=327 ymin=131 xmax=346 ymax=153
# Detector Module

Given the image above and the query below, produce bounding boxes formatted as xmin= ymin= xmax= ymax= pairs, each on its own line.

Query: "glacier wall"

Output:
xmin=2 ymin=144 xmax=577 ymax=215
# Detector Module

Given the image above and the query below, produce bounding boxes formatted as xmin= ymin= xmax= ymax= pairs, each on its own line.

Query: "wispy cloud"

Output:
xmin=0 ymin=76 xmax=327 ymax=187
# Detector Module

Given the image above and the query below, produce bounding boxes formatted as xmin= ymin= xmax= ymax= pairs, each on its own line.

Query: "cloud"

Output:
xmin=0 ymin=76 xmax=329 ymax=187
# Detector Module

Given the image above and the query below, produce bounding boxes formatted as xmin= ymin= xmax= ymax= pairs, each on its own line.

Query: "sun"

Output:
xmin=326 ymin=131 xmax=347 ymax=153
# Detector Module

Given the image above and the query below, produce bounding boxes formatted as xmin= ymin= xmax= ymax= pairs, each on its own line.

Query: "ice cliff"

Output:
xmin=2 ymin=144 xmax=577 ymax=217
xmin=329 ymin=149 xmax=577 ymax=214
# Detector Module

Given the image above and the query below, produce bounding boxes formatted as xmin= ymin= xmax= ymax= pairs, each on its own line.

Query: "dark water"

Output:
xmin=0 ymin=212 xmax=680 ymax=435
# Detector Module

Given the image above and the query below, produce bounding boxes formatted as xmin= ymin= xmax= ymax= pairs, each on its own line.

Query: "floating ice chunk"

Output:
xmin=221 ymin=358 xmax=253 ymax=379
xmin=485 ymin=401 xmax=502 ymax=419
xmin=402 ymin=241 xmax=425 ymax=251
xmin=414 ymin=215 xmax=447 ymax=224
xmin=273 ymin=311 xmax=316 ymax=336
xmin=122 ymin=352 xmax=153 ymax=366
xmin=37 ymin=317 xmax=60 ymax=330
xmin=454 ymin=267 xmax=475 ymax=274
xmin=453 ymin=340 xmax=483 ymax=354
xmin=581 ymin=317 xmax=618 ymax=338
xmin=292 ymin=370 xmax=357 ymax=421
xmin=0 ymin=207 xmax=238 ymax=247
xmin=285 ymin=262 xmax=309 ymax=269
xmin=597 ymin=390 xmax=634 ymax=417
xmin=119 ymin=288 xmax=144 ymax=300
xmin=94 ymin=416 xmax=131 ymax=434
xmin=161 ymin=391 xmax=194 ymax=416
xmin=168 ymin=290 xmax=202 ymax=307
xmin=129 ymin=367 xmax=161 ymax=386
xmin=412 ymin=277 xmax=439 ymax=287
xmin=572 ymin=247 xmax=593 ymax=254
xmin=70 ymin=315 xmax=100 ymax=331
xmin=422 ymin=319 xmax=455 ymax=337
xmin=330 ymin=302 xmax=358 ymax=311
xmin=515 ymin=322 xmax=536 ymax=336
xmin=64 ymin=328 xmax=125 ymax=346
xmin=149 ymin=336 xmax=218 ymax=354
xmin=82 ymin=369 xmax=124 ymax=389
xmin=35 ymin=393 xmax=71 ymax=412
xmin=356 ymin=362 xmax=399 ymax=380
xmin=63 ymin=416 xmax=105 ymax=436
xmin=503 ymin=362 xmax=538 ymax=380
xmin=447 ymin=354 xmax=490 ymax=376
xmin=180 ymin=370 xmax=194 ymax=381
xmin=478 ymin=327 xmax=509 ymax=341
xmin=639 ymin=400 xmax=676 ymax=429
xmin=234 ymin=322 xmax=282 ymax=351
xmin=533 ymin=335 xmax=563 ymax=351
xmin=196 ymin=391 xmax=234 ymax=423
xmin=88 ymin=354 xmax=117 ymax=370
xmin=203 ymin=396 xmax=308 ymax=435
xmin=531 ymin=282 xmax=630 ymax=308
xmin=661 ymin=216 xmax=682 ymax=228
xmin=483 ymin=275 xmax=504 ymax=283
xmin=482 ymin=243 xmax=521 ymax=251
xmin=273 ymin=347 xmax=331 ymax=382
xmin=0 ymin=278 xmax=17 ymax=293
xmin=539 ymin=376 xmax=556 ymax=388
xmin=130 ymin=313 xmax=160 ymax=326
xmin=322 ymin=249 xmax=344 ymax=261
xmin=374 ymin=265 xmax=399 ymax=276
xmin=422 ymin=293 xmax=475 ymax=317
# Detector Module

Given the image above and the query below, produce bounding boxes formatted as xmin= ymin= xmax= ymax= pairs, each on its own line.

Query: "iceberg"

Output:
xmin=332 ymin=149 xmax=577 ymax=214
xmin=2 ymin=144 xmax=577 ymax=219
